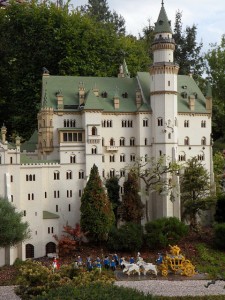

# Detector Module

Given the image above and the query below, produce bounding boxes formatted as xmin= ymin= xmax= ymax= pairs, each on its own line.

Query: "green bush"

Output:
xmin=214 ymin=223 xmax=225 ymax=249
xmin=107 ymin=222 xmax=143 ymax=251
xmin=35 ymin=283 xmax=154 ymax=300
xmin=15 ymin=260 xmax=115 ymax=299
xmin=144 ymin=217 xmax=188 ymax=249
xmin=214 ymin=194 xmax=225 ymax=223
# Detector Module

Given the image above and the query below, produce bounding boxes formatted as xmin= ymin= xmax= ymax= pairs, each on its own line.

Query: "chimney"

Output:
xmin=56 ymin=90 xmax=63 ymax=109
xmin=78 ymin=82 xmax=85 ymax=105
xmin=189 ymin=95 xmax=195 ymax=111
xmin=136 ymin=89 xmax=142 ymax=109
xmin=1 ymin=125 xmax=6 ymax=144
xmin=114 ymin=96 xmax=120 ymax=109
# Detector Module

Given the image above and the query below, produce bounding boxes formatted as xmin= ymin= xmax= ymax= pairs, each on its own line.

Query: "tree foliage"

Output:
xmin=173 ymin=10 xmax=204 ymax=79
xmin=180 ymin=157 xmax=214 ymax=229
xmin=0 ymin=1 xmax=148 ymax=140
xmin=213 ymin=151 xmax=225 ymax=194
xmin=79 ymin=0 xmax=126 ymax=35
xmin=53 ymin=223 xmax=86 ymax=256
xmin=130 ymin=155 xmax=179 ymax=195
xmin=214 ymin=194 xmax=225 ymax=223
xmin=0 ymin=198 xmax=30 ymax=247
xmin=105 ymin=176 xmax=120 ymax=224
xmin=205 ymin=35 xmax=225 ymax=140
xmin=121 ymin=171 xmax=144 ymax=223
xmin=80 ymin=164 xmax=115 ymax=242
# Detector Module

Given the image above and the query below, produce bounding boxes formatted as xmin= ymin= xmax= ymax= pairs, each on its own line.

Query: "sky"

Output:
xmin=71 ymin=0 xmax=225 ymax=53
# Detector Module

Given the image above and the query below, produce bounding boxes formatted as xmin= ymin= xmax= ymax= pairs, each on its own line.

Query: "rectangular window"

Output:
xmin=130 ymin=154 xmax=135 ymax=162
xmin=144 ymin=138 xmax=147 ymax=146
xmin=24 ymin=210 xmax=26 ymax=217
xmin=54 ymin=191 xmax=60 ymax=198
xmin=10 ymin=157 xmax=13 ymax=164
xmin=11 ymin=195 xmax=13 ymax=202
xmin=68 ymin=204 xmax=71 ymax=212
xmin=67 ymin=190 xmax=72 ymax=198
xmin=10 ymin=175 xmax=13 ymax=182
xmin=56 ymin=205 xmax=58 ymax=212
xmin=79 ymin=190 xmax=82 ymax=197
xmin=45 ymin=192 xmax=47 ymax=198
xmin=48 ymin=227 xmax=50 ymax=234
xmin=102 ymin=155 xmax=105 ymax=162
xmin=51 ymin=227 xmax=54 ymax=234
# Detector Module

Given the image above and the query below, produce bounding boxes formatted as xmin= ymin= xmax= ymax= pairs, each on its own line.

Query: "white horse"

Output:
xmin=136 ymin=260 xmax=157 ymax=276
xmin=121 ymin=259 xmax=141 ymax=276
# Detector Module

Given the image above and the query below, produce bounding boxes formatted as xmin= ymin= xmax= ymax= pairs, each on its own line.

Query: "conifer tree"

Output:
xmin=80 ymin=164 xmax=115 ymax=242
xmin=121 ymin=171 xmax=144 ymax=224
xmin=105 ymin=176 xmax=120 ymax=224
xmin=180 ymin=157 xmax=214 ymax=229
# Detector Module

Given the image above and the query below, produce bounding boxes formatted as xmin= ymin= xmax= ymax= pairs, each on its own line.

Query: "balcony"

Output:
xmin=106 ymin=145 xmax=119 ymax=151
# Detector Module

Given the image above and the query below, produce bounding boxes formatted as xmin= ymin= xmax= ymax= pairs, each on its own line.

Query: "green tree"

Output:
xmin=80 ymin=164 xmax=115 ymax=242
xmin=0 ymin=198 xmax=30 ymax=247
xmin=214 ymin=194 xmax=225 ymax=223
xmin=121 ymin=171 xmax=144 ymax=223
xmin=173 ymin=10 xmax=204 ymax=79
xmin=105 ymin=176 xmax=120 ymax=224
xmin=180 ymin=157 xmax=214 ymax=229
xmin=205 ymin=35 xmax=225 ymax=140
xmin=79 ymin=0 xmax=126 ymax=35
xmin=213 ymin=151 xmax=225 ymax=194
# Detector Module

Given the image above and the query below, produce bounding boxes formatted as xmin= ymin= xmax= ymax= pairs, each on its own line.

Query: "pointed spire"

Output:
xmin=155 ymin=2 xmax=172 ymax=34
xmin=118 ymin=59 xmax=130 ymax=78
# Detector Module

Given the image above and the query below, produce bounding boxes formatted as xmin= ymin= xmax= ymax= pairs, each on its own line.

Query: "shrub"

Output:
xmin=107 ymin=222 xmax=143 ymax=251
xmin=214 ymin=194 xmax=225 ymax=223
xmin=214 ymin=223 xmax=225 ymax=249
xmin=144 ymin=217 xmax=188 ymax=249
xmin=35 ymin=283 xmax=154 ymax=300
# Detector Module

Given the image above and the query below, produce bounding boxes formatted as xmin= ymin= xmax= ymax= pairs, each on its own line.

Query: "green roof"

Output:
xmin=137 ymin=72 xmax=208 ymax=113
xmin=21 ymin=131 xmax=38 ymax=152
xmin=20 ymin=154 xmax=59 ymax=164
xmin=154 ymin=4 xmax=172 ymax=34
xmin=43 ymin=211 xmax=59 ymax=219
xmin=42 ymin=75 xmax=141 ymax=113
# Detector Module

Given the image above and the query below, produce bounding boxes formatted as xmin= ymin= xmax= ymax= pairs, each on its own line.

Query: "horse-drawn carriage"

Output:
xmin=159 ymin=245 xmax=196 ymax=277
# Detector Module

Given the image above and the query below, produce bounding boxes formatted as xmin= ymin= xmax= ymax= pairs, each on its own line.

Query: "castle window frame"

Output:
xmin=130 ymin=154 xmax=136 ymax=162
xmin=178 ymin=152 xmax=186 ymax=162
xmin=91 ymin=146 xmax=97 ymax=154
xmin=198 ymin=152 xmax=205 ymax=161
xmin=157 ymin=118 xmax=163 ymax=126
xmin=130 ymin=137 xmax=135 ymax=146
xmin=92 ymin=126 xmax=97 ymax=136
xmin=79 ymin=170 xmax=84 ymax=179
xmin=109 ymin=169 xmax=115 ymax=178
xmin=66 ymin=170 xmax=72 ymax=180
xmin=201 ymin=137 xmax=206 ymax=146
xmin=70 ymin=155 xmax=76 ymax=163
xmin=184 ymin=136 xmax=189 ymax=145
xmin=54 ymin=171 xmax=60 ymax=180
xmin=143 ymin=118 xmax=149 ymax=127
xmin=120 ymin=137 xmax=125 ymax=146
xmin=110 ymin=138 xmax=115 ymax=146
xmin=110 ymin=154 xmax=115 ymax=162
xmin=120 ymin=153 xmax=125 ymax=162
xmin=67 ymin=190 xmax=72 ymax=198
xmin=54 ymin=190 xmax=60 ymax=198
xmin=184 ymin=120 xmax=189 ymax=128
xmin=144 ymin=138 xmax=148 ymax=146
xmin=201 ymin=120 xmax=206 ymax=128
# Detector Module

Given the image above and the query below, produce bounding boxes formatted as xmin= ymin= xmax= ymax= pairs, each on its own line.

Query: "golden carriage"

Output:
xmin=160 ymin=245 xmax=196 ymax=277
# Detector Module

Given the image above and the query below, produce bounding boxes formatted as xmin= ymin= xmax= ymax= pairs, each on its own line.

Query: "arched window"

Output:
xmin=157 ymin=117 xmax=163 ymax=126
xmin=54 ymin=171 xmax=60 ymax=180
xmin=70 ymin=155 xmax=76 ymax=163
xmin=92 ymin=126 xmax=97 ymax=136
xmin=45 ymin=242 xmax=56 ymax=255
xmin=201 ymin=137 xmax=206 ymax=146
xmin=66 ymin=170 xmax=72 ymax=180
xmin=110 ymin=169 xmax=115 ymax=178
xmin=26 ymin=244 xmax=34 ymax=258
xmin=120 ymin=137 xmax=125 ymax=146
xmin=184 ymin=120 xmax=189 ymax=128
xmin=92 ymin=146 xmax=97 ymax=154
xmin=178 ymin=152 xmax=186 ymax=161
xmin=79 ymin=170 xmax=84 ymax=179
xmin=184 ymin=136 xmax=189 ymax=145
xmin=198 ymin=151 xmax=204 ymax=161
xmin=110 ymin=138 xmax=115 ymax=146
xmin=143 ymin=118 xmax=149 ymax=127
xmin=201 ymin=120 xmax=206 ymax=128
xmin=130 ymin=137 xmax=135 ymax=146
xmin=120 ymin=153 xmax=125 ymax=162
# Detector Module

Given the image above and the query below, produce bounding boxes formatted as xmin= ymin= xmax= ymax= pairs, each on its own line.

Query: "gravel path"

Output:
xmin=0 ymin=286 xmax=20 ymax=300
xmin=115 ymin=280 xmax=225 ymax=297
xmin=1 ymin=281 xmax=225 ymax=299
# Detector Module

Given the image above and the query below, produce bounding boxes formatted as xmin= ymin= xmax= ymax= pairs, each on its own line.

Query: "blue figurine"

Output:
xmin=86 ymin=255 xmax=92 ymax=271
xmin=111 ymin=259 xmax=116 ymax=271
xmin=103 ymin=255 xmax=110 ymax=269
xmin=96 ymin=256 xmax=102 ymax=272
xmin=113 ymin=253 xmax=119 ymax=266
xmin=156 ymin=253 xmax=163 ymax=264
xmin=129 ymin=256 xmax=135 ymax=264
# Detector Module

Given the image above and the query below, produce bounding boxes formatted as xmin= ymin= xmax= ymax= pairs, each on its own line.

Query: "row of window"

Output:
xmin=103 ymin=154 xmax=136 ymax=163
xmin=63 ymin=132 xmax=83 ymax=142
xmin=27 ymin=189 xmax=84 ymax=200
xmin=184 ymin=120 xmax=206 ymax=128
xmin=103 ymin=137 xmax=137 ymax=147
xmin=64 ymin=119 xmax=76 ymax=128
xmin=54 ymin=170 xmax=84 ymax=180
xmin=25 ymin=242 xmax=56 ymax=259
xmin=102 ymin=119 xmax=149 ymax=128
xmin=184 ymin=137 xmax=207 ymax=146
xmin=178 ymin=152 xmax=205 ymax=162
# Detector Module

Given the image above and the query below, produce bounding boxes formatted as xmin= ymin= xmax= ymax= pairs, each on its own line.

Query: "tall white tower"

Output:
xmin=150 ymin=1 xmax=179 ymax=159
xmin=149 ymin=1 xmax=180 ymax=219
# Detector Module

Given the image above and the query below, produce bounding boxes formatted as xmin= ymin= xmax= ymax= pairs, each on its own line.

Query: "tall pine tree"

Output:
xmin=121 ymin=171 xmax=144 ymax=224
xmin=80 ymin=164 xmax=115 ymax=242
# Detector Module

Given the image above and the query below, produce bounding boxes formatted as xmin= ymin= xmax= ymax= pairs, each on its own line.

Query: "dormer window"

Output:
xmin=122 ymin=92 xmax=128 ymax=98
xmin=181 ymin=92 xmax=187 ymax=99
xmin=101 ymin=91 xmax=108 ymax=98
xmin=159 ymin=21 xmax=163 ymax=25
